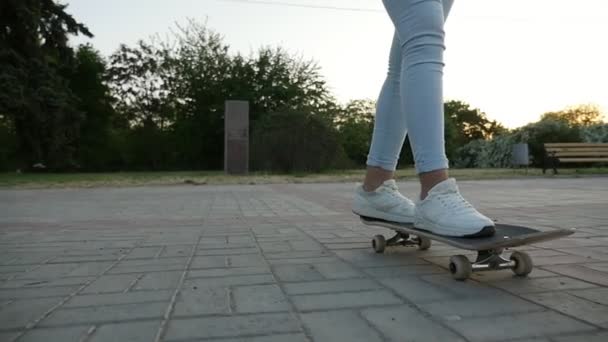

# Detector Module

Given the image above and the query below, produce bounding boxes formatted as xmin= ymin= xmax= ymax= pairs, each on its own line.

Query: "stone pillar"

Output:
xmin=224 ymin=100 xmax=249 ymax=174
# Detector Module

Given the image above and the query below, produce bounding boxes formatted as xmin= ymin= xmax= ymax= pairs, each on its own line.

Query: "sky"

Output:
xmin=65 ymin=0 xmax=608 ymax=128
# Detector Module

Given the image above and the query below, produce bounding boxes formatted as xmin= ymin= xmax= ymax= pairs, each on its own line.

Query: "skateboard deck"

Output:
xmin=359 ymin=215 xmax=576 ymax=280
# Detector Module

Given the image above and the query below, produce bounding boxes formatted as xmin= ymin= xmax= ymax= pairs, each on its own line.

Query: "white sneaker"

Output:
xmin=352 ymin=179 xmax=416 ymax=223
xmin=415 ymin=178 xmax=495 ymax=237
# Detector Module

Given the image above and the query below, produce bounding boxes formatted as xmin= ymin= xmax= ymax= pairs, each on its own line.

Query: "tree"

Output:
xmin=335 ymin=100 xmax=375 ymax=165
xmin=541 ymin=104 xmax=604 ymax=126
xmin=69 ymin=45 xmax=120 ymax=170
xmin=0 ymin=0 xmax=92 ymax=170
xmin=444 ymin=100 xmax=507 ymax=145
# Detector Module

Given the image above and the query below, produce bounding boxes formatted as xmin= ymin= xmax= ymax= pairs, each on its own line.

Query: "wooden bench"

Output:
xmin=543 ymin=142 xmax=608 ymax=174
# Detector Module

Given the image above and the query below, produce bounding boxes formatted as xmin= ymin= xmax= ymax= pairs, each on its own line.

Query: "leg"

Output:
xmin=364 ymin=32 xmax=406 ymax=191
xmin=383 ymin=0 xmax=495 ymax=237
xmin=364 ymin=0 xmax=454 ymax=193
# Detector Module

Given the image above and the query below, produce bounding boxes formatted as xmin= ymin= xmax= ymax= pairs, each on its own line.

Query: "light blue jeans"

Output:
xmin=367 ymin=0 xmax=454 ymax=174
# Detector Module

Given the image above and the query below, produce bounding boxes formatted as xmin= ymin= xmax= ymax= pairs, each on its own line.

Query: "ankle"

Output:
xmin=419 ymin=169 xmax=449 ymax=200
xmin=363 ymin=166 xmax=394 ymax=192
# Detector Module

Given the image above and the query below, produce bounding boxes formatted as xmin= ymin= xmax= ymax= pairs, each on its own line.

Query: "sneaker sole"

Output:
xmin=351 ymin=206 xmax=414 ymax=224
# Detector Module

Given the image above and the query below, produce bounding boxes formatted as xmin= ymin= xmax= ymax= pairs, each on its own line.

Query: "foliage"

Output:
xmin=251 ymin=110 xmax=349 ymax=172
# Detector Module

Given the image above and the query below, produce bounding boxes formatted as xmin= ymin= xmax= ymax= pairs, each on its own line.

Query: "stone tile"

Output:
xmin=133 ymin=271 xmax=182 ymax=290
xmin=193 ymin=333 xmax=309 ymax=342
xmin=362 ymin=305 xmax=466 ymax=341
xmin=488 ymin=276 xmax=597 ymax=294
xmin=232 ymin=285 xmax=289 ymax=313
xmin=0 ymin=331 xmax=20 ymax=342
xmin=39 ymin=302 xmax=167 ymax=327
xmin=420 ymin=294 xmax=544 ymax=319
xmin=552 ymin=331 xmax=608 ymax=342
xmin=184 ymin=275 xmax=276 ymax=289
xmin=89 ymin=320 xmax=160 ymax=342
xmin=544 ymin=264 xmax=608 ymax=286
xmin=272 ymin=264 xmax=325 ymax=282
xmin=284 ymin=278 xmax=381 ymax=295
xmin=0 ymin=297 xmax=61 ymax=330
xmin=64 ymin=290 xmax=173 ymax=308
xmin=0 ymin=286 xmax=79 ymax=300
xmin=301 ymin=310 xmax=383 ymax=342
xmin=362 ymin=265 xmax=444 ymax=277
xmin=173 ymin=288 xmax=229 ymax=316
xmin=445 ymin=311 xmax=596 ymax=341
xmin=82 ymin=274 xmax=139 ymax=294
xmin=521 ymin=292 xmax=608 ymax=326
xmin=164 ymin=313 xmax=302 ymax=340
xmin=188 ymin=267 xmax=270 ymax=279
xmin=291 ymin=290 xmax=402 ymax=311
xmin=311 ymin=262 xmax=365 ymax=279
xmin=17 ymin=326 xmax=90 ymax=342
xmin=1 ymin=276 xmax=93 ymax=289
xmin=109 ymin=258 xmax=187 ymax=274
xmin=567 ymin=287 xmax=608 ymax=305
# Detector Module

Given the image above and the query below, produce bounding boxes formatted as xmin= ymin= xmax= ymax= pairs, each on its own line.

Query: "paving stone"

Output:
xmin=310 ymin=261 xmax=365 ymax=279
xmin=0 ymin=331 xmax=20 ymax=342
xmin=190 ymin=255 xmax=229 ymax=269
xmin=1 ymin=276 xmax=93 ymax=289
xmin=272 ymin=264 xmax=325 ymax=282
xmin=89 ymin=320 xmax=160 ymax=342
xmin=544 ymin=264 xmax=608 ymax=286
xmin=284 ymin=278 xmax=381 ymax=295
xmin=363 ymin=264 xmax=445 ymax=277
xmin=39 ymin=302 xmax=167 ymax=327
xmin=291 ymin=290 xmax=402 ymax=311
xmin=0 ymin=286 xmax=79 ymax=300
xmin=0 ymin=297 xmax=61 ymax=330
xmin=267 ymin=256 xmax=338 ymax=265
xmin=362 ymin=305 xmax=466 ymax=341
xmin=183 ymin=274 xmax=276 ymax=289
xmin=489 ymin=276 xmax=598 ymax=294
xmin=188 ymin=266 xmax=270 ymax=279
xmin=124 ymin=247 xmax=161 ymax=259
xmin=264 ymin=251 xmax=331 ymax=260
xmin=521 ymin=292 xmax=608 ymax=326
xmin=81 ymin=274 xmax=139 ymax=294
xmin=552 ymin=331 xmax=608 ymax=342
xmin=567 ymin=287 xmax=608 ymax=305
xmin=173 ymin=288 xmax=229 ymax=316
xmin=64 ymin=290 xmax=173 ymax=308
xmin=301 ymin=310 xmax=383 ymax=342
xmin=196 ymin=248 xmax=260 ymax=256
xmin=191 ymin=333 xmax=309 ymax=342
xmin=164 ymin=313 xmax=302 ymax=340
xmin=444 ymin=310 xmax=596 ymax=341
xmin=109 ymin=258 xmax=187 ymax=274
xmin=17 ymin=326 xmax=90 ymax=342
xmin=420 ymin=294 xmax=544 ymax=318
xmin=133 ymin=271 xmax=182 ymax=290
xmin=233 ymin=284 xmax=289 ymax=313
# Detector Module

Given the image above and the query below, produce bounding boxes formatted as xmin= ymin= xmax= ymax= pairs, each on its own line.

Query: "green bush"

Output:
xmin=251 ymin=110 xmax=350 ymax=172
xmin=580 ymin=123 xmax=608 ymax=143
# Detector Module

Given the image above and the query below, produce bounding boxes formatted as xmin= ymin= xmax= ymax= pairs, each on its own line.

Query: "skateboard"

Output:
xmin=359 ymin=215 xmax=575 ymax=281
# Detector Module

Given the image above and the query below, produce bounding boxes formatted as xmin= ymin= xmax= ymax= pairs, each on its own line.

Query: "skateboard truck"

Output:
xmin=448 ymin=248 xmax=532 ymax=281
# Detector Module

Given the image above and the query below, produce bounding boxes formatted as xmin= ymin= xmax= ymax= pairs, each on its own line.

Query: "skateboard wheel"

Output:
xmin=449 ymin=255 xmax=472 ymax=281
xmin=372 ymin=235 xmax=386 ymax=254
xmin=418 ymin=237 xmax=431 ymax=251
xmin=510 ymin=251 xmax=533 ymax=276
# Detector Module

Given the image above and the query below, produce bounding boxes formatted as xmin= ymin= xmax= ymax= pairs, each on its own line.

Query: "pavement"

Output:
xmin=1 ymin=177 xmax=608 ymax=342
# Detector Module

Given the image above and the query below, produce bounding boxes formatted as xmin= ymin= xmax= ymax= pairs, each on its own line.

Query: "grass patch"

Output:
xmin=1 ymin=167 xmax=607 ymax=189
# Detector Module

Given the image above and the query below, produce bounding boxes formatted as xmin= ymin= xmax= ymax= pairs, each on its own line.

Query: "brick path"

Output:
xmin=1 ymin=178 xmax=607 ymax=341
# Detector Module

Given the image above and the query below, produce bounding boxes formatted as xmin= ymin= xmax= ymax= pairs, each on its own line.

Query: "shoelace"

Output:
xmin=437 ymin=192 xmax=474 ymax=211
